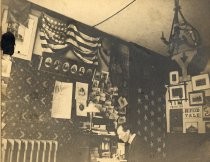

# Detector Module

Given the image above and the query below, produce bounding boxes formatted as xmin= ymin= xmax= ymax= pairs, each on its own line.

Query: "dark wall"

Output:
xmin=127 ymin=43 xmax=210 ymax=162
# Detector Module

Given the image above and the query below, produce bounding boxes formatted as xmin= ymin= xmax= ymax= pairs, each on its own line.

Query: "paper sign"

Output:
xmin=51 ymin=81 xmax=73 ymax=119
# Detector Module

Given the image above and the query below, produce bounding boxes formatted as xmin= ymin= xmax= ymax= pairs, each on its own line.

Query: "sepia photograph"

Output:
xmin=1 ymin=0 xmax=210 ymax=162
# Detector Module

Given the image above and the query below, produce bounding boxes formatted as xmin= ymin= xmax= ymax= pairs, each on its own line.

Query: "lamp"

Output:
xmin=85 ymin=101 xmax=100 ymax=131
xmin=161 ymin=0 xmax=201 ymax=56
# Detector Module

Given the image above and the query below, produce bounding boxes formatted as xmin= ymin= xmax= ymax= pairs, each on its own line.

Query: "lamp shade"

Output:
xmin=85 ymin=102 xmax=100 ymax=113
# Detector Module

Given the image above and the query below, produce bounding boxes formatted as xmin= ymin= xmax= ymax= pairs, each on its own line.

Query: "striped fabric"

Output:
xmin=39 ymin=13 xmax=101 ymax=64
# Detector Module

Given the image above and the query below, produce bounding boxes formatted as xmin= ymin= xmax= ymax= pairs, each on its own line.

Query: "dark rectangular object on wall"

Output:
xmin=170 ymin=109 xmax=183 ymax=133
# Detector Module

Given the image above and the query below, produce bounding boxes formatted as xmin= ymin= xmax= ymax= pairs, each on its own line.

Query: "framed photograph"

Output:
xmin=189 ymin=91 xmax=205 ymax=106
xmin=192 ymin=74 xmax=210 ymax=91
xmin=203 ymin=106 xmax=210 ymax=120
xmin=75 ymin=82 xmax=89 ymax=100
xmin=101 ymin=71 xmax=109 ymax=82
xmin=2 ymin=9 xmax=38 ymax=61
xmin=169 ymin=71 xmax=179 ymax=85
xmin=169 ymin=84 xmax=186 ymax=101
xmin=76 ymin=100 xmax=87 ymax=117
xmin=118 ymin=97 xmax=128 ymax=108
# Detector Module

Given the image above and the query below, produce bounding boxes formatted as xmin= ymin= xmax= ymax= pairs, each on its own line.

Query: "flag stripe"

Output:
xmin=73 ymin=48 xmax=97 ymax=64
xmin=40 ymin=12 xmax=101 ymax=64
xmin=73 ymin=48 xmax=97 ymax=58
xmin=42 ymin=14 xmax=100 ymax=43
xmin=41 ymin=16 xmax=99 ymax=52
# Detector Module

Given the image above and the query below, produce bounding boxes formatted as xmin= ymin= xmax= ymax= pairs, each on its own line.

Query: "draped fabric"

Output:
xmin=134 ymin=88 xmax=167 ymax=161
xmin=39 ymin=13 xmax=101 ymax=64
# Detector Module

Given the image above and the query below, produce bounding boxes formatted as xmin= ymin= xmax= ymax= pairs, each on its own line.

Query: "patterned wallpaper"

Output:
xmin=2 ymin=56 xmax=81 ymax=161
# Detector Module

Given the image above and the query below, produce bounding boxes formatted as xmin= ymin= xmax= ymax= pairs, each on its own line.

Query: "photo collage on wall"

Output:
xmin=88 ymin=70 xmax=127 ymax=124
xmin=38 ymin=53 xmax=96 ymax=82
xmin=167 ymin=72 xmax=210 ymax=133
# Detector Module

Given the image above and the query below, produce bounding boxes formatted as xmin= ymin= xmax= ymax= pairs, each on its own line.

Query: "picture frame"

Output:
xmin=101 ymin=71 xmax=109 ymax=82
xmin=118 ymin=97 xmax=128 ymax=108
xmin=169 ymin=71 xmax=179 ymax=85
xmin=75 ymin=82 xmax=89 ymax=101
xmin=76 ymin=100 xmax=87 ymax=117
xmin=169 ymin=84 xmax=186 ymax=101
xmin=203 ymin=106 xmax=210 ymax=120
xmin=1 ymin=9 xmax=38 ymax=61
xmin=189 ymin=91 xmax=205 ymax=106
xmin=191 ymin=74 xmax=210 ymax=91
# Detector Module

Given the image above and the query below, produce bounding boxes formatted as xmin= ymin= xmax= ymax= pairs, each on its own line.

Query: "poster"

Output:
xmin=51 ymin=81 xmax=73 ymax=119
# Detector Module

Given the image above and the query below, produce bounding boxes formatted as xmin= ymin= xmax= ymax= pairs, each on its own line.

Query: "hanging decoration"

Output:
xmin=161 ymin=0 xmax=201 ymax=81
xmin=161 ymin=0 xmax=201 ymax=56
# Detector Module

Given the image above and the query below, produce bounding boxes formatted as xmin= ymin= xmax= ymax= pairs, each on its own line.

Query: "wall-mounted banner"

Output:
xmin=183 ymin=106 xmax=202 ymax=119
xmin=38 ymin=53 xmax=96 ymax=82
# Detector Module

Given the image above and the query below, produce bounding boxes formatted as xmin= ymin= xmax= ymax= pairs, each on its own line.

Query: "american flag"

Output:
xmin=135 ymin=87 xmax=166 ymax=160
xmin=39 ymin=13 xmax=101 ymax=64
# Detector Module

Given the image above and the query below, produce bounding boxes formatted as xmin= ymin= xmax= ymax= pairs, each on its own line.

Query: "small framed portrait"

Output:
xmin=78 ymin=66 xmax=85 ymax=76
xmin=92 ymin=80 xmax=99 ymax=88
xmin=203 ymin=106 xmax=210 ymax=120
xmin=118 ymin=107 xmax=126 ymax=115
xmin=93 ymin=71 xmax=101 ymax=81
xmin=169 ymin=71 xmax=179 ymax=85
xmin=44 ymin=57 xmax=53 ymax=68
xmin=169 ymin=84 xmax=186 ymax=101
xmin=192 ymin=74 xmax=210 ymax=91
xmin=70 ymin=64 xmax=78 ymax=74
xmin=189 ymin=91 xmax=205 ymax=106
xmin=86 ymin=68 xmax=93 ymax=76
xmin=53 ymin=60 xmax=62 ymax=70
xmin=62 ymin=62 xmax=70 ymax=72
xmin=75 ymin=82 xmax=88 ymax=100
xmin=118 ymin=97 xmax=128 ymax=108
xmin=76 ymin=100 xmax=87 ymax=117
xmin=101 ymin=71 xmax=109 ymax=82
xmin=117 ymin=116 xmax=126 ymax=124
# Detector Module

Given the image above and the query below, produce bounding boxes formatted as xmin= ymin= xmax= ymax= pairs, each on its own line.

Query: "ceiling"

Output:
xmin=28 ymin=0 xmax=210 ymax=56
